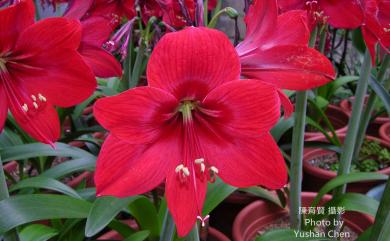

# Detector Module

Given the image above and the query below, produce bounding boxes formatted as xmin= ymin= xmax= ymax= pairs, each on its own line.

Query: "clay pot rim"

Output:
xmin=303 ymin=134 xmax=390 ymax=179
xmin=305 ymin=105 xmax=350 ymax=137
xmin=379 ymin=122 xmax=390 ymax=143
xmin=339 ymin=98 xmax=390 ymax=124
xmin=232 ymin=192 xmax=374 ymax=241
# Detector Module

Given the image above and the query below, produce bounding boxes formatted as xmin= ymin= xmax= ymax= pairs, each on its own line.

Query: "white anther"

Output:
xmin=200 ymin=163 xmax=206 ymax=173
xmin=175 ymin=164 xmax=184 ymax=173
xmin=31 ymin=95 xmax=36 ymax=101
xmin=38 ymin=93 xmax=47 ymax=102
xmin=182 ymin=167 xmax=190 ymax=176
xmin=210 ymin=166 xmax=219 ymax=174
xmin=33 ymin=102 xmax=38 ymax=109
xmin=22 ymin=104 xmax=28 ymax=112
xmin=195 ymin=158 xmax=204 ymax=164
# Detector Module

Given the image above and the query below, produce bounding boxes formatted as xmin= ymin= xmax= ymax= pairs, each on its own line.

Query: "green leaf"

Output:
xmin=0 ymin=128 xmax=23 ymax=147
xmin=369 ymin=76 xmax=390 ymax=116
xmin=368 ymin=178 xmax=390 ymax=241
xmin=72 ymin=92 xmax=101 ymax=119
xmin=107 ymin=220 xmax=136 ymax=238
xmin=325 ymin=193 xmax=379 ymax=217
xmin=128 ymin=196 xmax=160 ymax=240
xmin=123 ymin=230 xmax=150 ymax=241
xmin=9 ymin=177 xmax=81 ymax=199
xmin=255 ymin=228 xmax=333 ymax=241
xmin=311 ymin=173 xmax=388 ymax=207
xmin=0 ymin=142 xmax=95 ymax=163
xmin=41 ymin=158 xmax=95 ymax=179
xmin=271 ymin=117 xmax=294 ymax=142
xmin=240 ymin=186 xmax=282 ymax=207
xmin=19 ymin=224 xmax=58 ymax=241
xmin=85 ymin=196 xmax=141 ymax=237
xmin=328 ymin=76 xmax=359 ymax=98
xmin=0 ymin=194 xmax=91 ymax=234
xmin=202 ymin=178 xmax=237 ymax=215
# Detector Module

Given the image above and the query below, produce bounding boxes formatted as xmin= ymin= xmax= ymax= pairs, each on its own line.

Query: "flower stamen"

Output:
xmin=197 ymin=215 xmax=210 ymax=227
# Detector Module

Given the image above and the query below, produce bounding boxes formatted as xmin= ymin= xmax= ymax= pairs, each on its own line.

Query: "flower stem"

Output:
xmin=334 ymin=50 xmax=372 ymax=196
xmin=289 ymin=26 xmax=318 ymax=230
xmin=186 ymin=225 xmax=200 ymax=241
xmin=0 ymin=156 xmax=19 ymax=241
xmin=159 ymin=209 xmax=175 ymax=241
xmin=353 ymin=54 xmax=390 ymax=161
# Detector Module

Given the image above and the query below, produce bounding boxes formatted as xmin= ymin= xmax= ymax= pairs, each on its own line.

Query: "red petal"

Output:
xmin=8 ymin=48 xmax=96 ymax=107
xmin=271 ymin=10 xmax=309 ymax=46
xmin=13 ymin=18 xmax=82 ymax=54
xmin=235 ymin=0 xmax=277 ymax=56
xmin=147 ymin=27 xmax=240 ymax=100
xmin=320 ymin=0 xmax=364 ymax=29
xmin=95 ymin=134 xmax=178 ymax=197
xmin=278 ymin=0 xmax=305 ymax=12
xmin=204 ymin=133 xmax=288 ymax=189
xmin=64 ymin=0 xmax=94 ymax=19
xmin=165 ymin=168 xmax=207 ymax=237
xmin=277 ymin=89 xmax=294 ymax=119
xmin=0 ymin=0 xmax=34 ymax=53
xmin=93 ymin=87 xmax=178 ymax=144
xmin=81 ymin=17 xmax=113 ymax=47
xmin=78 ymin=45 xmax=122 ymax=78
xmin=201 ymin=80 xmax=281 ymax=137
xmin=0 ymin=86 xmax=7 ymax=132
xmin=6 ymin=84 xmax=60 ymax=144
xmin=240 ymin=45 xmax=335 ymax=90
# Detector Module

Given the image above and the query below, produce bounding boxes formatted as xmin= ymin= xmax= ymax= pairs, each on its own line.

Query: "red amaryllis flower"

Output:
xmin=236 ymin=0 xmax=335 ymax=115
xmin=0 ymin=0 xmax=96 ymax=144
xmin=278 ymin=0 xmax=364 ymax=29
xmin=361 ymin=0 xmax=390 ymax=62
xmin=163 ymin=0 xmax=196 ymax=28
xmin=93 ymin=27 xmax=287 ymax=236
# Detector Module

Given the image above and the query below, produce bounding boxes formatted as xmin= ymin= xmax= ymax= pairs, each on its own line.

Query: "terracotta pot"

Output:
xmin=304 ymin=105 xmax=349 ymax=140
xmin=232 ymin=192 xmax=374 ymax=241
xmin=303 ymin=134 xmax=390 ymax=193
xmin=379 ymin=122 xmax=390 ymax=143
xmin=98 ymin=227 xmax=229 ymax=241
xmin=340 ymin=97 xmax=390 ymax=124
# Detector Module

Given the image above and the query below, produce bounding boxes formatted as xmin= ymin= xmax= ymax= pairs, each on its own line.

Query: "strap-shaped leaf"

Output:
xmin=0 ymin=194 xmax=91 ymax=234
xmin=9 ymin=177 xmax=81 ymax=199
xmin=0 ymin=143 xmax=95 ymax=163
xmin=41 ymin=158 xmax=95 ymax=179
xmin=368 ymin=76 xmax=390 ymax=115
xmin=311 ymin=173 xmax=388 ymax=207
xmin=202 ymin=177 xmax=237 ymax=215
xmin=255 ymin=228 xmax=333 ymax=241
xmin=19 ymin=224 xmax=58 ymax=241
xmin=85 ymin=196 xmax=140 ymax=237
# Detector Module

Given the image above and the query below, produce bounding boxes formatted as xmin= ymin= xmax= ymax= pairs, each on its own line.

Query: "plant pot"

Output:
xmin=232 ymin=192 xmax=374 ymax=241
xmin=97 ymin=227 xmax=229 ymax=241
xmin=303 ymin=134 xmax=390 ymax=193
xmin=304 ymin=105 xmax=349 ymax=140
xmin=379 ymin=122 xmax=390 ymax=143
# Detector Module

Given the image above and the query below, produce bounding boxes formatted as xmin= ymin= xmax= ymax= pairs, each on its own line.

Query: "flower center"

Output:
xmin=0 ymin=58 xmax=6 ymax=71
xmin=178 ymin=100 xmax=196 ymax=121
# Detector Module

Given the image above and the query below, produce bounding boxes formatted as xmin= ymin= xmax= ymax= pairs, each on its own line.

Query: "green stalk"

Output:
xmin=0 ymin=156 xmax=19 ymax=241
xmin=353 ymin=55 xmax=390 ymax=161
xmin=159 ymin=210 xmax=175 ymax=241
xmin=289 ymin=27 xmax=318 ymax=230
xmin=334 ymin=50 xmax=372 ymax=196
xmin=368 ymin=178 xmax=390 ymax=241
xmin=203 ymin=0 xmax=208 ymax=25
xmin=186 ymin=225 xmax=200 ymax=241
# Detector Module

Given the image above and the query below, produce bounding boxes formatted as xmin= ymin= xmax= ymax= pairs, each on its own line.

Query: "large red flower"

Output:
xmin=361 ymin=0 xmax=390 ymax=62
xmin=0 ymin=0 xmax=96 ymax=144
xmin=278 ymin=0 xmax=364 ymax=29
xmin=237 ymin=0 xmax=335 ymax=90
xmin=93 ymin=27 xmax=287 ymax=236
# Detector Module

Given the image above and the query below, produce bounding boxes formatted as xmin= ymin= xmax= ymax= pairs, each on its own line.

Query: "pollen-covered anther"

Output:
xmin=175 ymin=164 xmax=190 ymax=177
xmin=38 ymin=93 xmax=47 ymax=102
xmin=31 ymin=95 xmax=37 ymax=101
xmin=200 ymin=163 xmax=206 ymax=173
xmin=210 ymin=166 xmax=219 ymax=174
xmin=194 ymin=158 xmax=204 ymax=164
xmin=22 ymin=104 xmax=28 ymax=112
xmin=33 ymin=102 xmax=38 ymax=109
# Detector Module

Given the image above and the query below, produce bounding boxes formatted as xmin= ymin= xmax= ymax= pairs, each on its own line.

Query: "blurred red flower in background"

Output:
xmin=93 ymin=27 xmax=287 ymax=236
xmin=0 ymin=0 xmax=96 ymax=145
xmin=278 ymin=0 xmax=364 ymax=29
